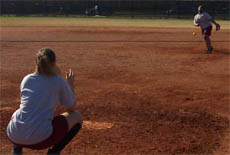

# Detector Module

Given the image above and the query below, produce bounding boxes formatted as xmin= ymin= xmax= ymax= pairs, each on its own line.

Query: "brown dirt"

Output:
xmin=0 ymin=27 xmax=230 ymax=154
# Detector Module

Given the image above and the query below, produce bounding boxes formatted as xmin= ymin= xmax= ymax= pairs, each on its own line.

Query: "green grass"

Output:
xmin=0 ymin=16 xmax=230 ymax=29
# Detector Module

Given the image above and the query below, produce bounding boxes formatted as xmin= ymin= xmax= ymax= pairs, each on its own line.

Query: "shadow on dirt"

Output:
xmin=79 ymin=103 xmax=229 ymax=154
xmin=214 ymin=50 xmax=230 ymax=55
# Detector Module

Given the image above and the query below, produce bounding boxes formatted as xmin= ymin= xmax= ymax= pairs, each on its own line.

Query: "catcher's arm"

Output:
xmin=210 ymin=19 xmax=220 ymax=31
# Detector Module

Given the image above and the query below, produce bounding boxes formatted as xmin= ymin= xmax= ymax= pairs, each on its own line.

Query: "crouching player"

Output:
xmin=194 ymin=5 xmax=220 ymax=53
xmin=7 ymin=48 xmax=83 ymax=155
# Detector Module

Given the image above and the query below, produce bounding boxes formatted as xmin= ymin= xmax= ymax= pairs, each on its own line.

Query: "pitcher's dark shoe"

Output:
xmin=209 ymin=47 xmax=213 ymax=53
xmin=205 ymin=50 xmax=210 ymax=54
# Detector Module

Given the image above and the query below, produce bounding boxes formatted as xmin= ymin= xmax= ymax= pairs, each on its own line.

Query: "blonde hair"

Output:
xmin=35 ymin=48 xmax=56 ymax=75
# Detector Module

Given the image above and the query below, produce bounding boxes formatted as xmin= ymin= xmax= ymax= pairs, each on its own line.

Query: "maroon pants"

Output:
xmin=11 ymin=115 xmax=69 ymax=150
xmin=201 ymin=26 xmax=212 ymax=36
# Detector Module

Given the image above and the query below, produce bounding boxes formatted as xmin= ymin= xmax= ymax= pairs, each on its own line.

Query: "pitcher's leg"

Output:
xmin=204 ymin=35 xmax=213 ymax=53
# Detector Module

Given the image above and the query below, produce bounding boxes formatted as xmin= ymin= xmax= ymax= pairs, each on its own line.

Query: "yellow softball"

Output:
xmin=192 ymin=32 xmax=196 ymax=36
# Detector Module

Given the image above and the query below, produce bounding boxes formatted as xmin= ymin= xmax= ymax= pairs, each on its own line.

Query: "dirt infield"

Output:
xmin=0 ymin=27 xmax=229 ymax=154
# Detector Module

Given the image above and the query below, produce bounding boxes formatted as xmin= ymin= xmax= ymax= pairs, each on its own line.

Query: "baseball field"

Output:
xmin=0 ymin=17 xmax=230 ymax=154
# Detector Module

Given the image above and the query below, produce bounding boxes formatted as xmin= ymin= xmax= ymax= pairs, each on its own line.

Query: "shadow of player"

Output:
xmin=214 ymin=50 xmax=230 ymax=55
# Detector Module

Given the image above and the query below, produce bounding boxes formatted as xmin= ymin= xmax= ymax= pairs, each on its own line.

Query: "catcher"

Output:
xmin=7 ymin=48 xmax=83 ymax=155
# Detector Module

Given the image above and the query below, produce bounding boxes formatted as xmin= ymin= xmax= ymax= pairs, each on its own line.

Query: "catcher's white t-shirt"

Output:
xmin=7 ymin=73 xmax=75 ymax=145
xmin=194 ymin=12 xmax=212 ymax=29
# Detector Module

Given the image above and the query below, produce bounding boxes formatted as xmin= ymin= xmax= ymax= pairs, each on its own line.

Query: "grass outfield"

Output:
xmin=0 ymin=16 xmax=230 ymax=29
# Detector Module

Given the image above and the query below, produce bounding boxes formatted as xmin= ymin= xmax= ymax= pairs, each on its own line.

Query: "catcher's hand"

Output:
xmin=216 ymin=24 xmax=220 ymax=31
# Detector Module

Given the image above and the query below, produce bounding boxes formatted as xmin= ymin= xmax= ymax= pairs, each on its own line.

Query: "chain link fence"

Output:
xmin=0 ymin=0 xmax=229 ymax=19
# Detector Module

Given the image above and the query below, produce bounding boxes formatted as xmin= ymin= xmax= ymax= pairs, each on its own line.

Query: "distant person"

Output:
xmin=85 ymin=4 xmax=99 ymax=16
xmin=94 ymin=4 xmax=99 ymax=15
xmin=194 ymin=5 xmax=220 ymax=53
xmin=7 ymin=48 xmax=83 ymax=155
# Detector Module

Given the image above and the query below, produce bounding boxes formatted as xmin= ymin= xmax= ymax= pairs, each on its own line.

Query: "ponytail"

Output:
xmin=35 ymin=48 xmax=56 ymax=76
